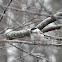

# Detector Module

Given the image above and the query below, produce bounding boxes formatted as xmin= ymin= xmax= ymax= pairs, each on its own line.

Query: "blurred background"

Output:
xmin=0 ymin=0 xmax=62 ymax=62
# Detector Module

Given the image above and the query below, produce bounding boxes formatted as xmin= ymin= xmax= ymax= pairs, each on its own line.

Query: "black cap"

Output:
xmin=31 ymin=28 xmax=37 ymax=30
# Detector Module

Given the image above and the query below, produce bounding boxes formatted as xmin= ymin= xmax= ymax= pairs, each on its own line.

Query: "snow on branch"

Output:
xmin=5 ymin=29 xmax=31 ymax=40
xmin=4 ymin=12 xmax=62 ymax=40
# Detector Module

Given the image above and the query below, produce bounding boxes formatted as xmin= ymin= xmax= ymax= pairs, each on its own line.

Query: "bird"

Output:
xmin=31 ymin=28 xmax=45 ymax=43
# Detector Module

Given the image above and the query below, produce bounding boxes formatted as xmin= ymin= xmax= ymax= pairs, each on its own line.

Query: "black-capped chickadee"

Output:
xmin=31 ymin=28 xmax=44 ymax=43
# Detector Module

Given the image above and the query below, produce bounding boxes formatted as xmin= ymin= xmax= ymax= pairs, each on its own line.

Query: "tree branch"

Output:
xmin=0 ymin=0 xmax=13 ymax=21
xmin=42 ymin=24 xmax=62 ymax=33
xmin=36 ymin=12 xmax=62 ymax=30
xmin=0 ymin=5 xmax=50 ymax=17
xmin=0 ymin=39 xmax=62 ymax=47
xmin=5 ymin=29 xmax=31 ymax=39
xmin=4 ymin=12 xmax=62 ymax=40
xmin=7 ymin=42 xmax=50 ymax=62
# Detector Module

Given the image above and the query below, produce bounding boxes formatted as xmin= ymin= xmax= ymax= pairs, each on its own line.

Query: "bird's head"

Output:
xmin=31 ymin=28 xmax=40 ymax=33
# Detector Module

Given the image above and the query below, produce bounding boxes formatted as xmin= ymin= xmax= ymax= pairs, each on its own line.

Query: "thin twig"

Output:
xmin=0 ymin=39 xmax=62 ymax=46
xmin=7 ymin=42 xmax=50 ymax=62
xmin=0 ymin=0 xmax=13 ymax=21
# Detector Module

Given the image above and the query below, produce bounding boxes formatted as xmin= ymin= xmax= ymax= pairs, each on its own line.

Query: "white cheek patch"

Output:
xmin=32 ymin=29 xmax=40 ymax=33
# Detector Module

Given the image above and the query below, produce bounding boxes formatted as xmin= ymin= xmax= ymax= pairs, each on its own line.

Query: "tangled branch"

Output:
xmin=4 ymin=12 xmax=62 ymax=40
